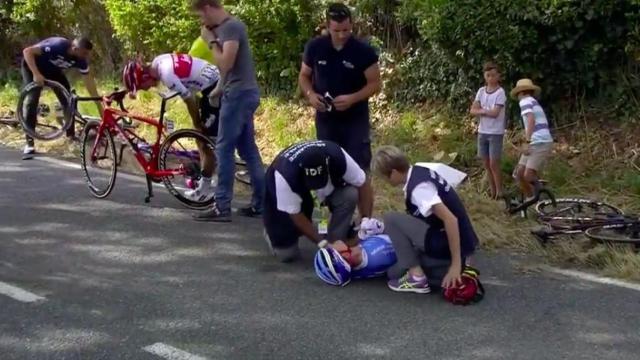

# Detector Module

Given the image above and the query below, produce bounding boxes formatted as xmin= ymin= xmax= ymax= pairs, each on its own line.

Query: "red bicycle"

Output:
xmin=72 ymin=89 xmax=216 ymax=209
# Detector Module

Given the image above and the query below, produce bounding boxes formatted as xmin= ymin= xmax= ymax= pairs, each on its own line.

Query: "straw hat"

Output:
xmin=510 ymin=78 xmax=541 ymax=99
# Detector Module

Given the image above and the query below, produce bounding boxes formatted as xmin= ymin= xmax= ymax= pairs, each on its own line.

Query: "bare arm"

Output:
xmin=469 ymin=100 xmax=483 ymax=116
xmin=298 ymin=62 xmax=325 ymax=111
xmin=22 ymin=46 xmax=44 ymax=81
xmin=213 ymin=40 xmax=238 ymax=75
xmin=357 ymin=177 xmax=374 ymax=219
xmin=298 ymin=63 xmax=315 ymax=97
xmin=525 ymin=113 xmax=535 ymax=141
xmin=484 ymin=105 xmax=502 ymax=118
xmin=433 ymin=203 xmax=462 ymax=288
xmin=82 ymin=71 xmax=103 ymax=115
xmin=470 ymin=101 xmax=502 ymax=118
xmin=183 ymin=96 xmax=202 ymax=131
xmin=290 ymin=213 xmax=323 ymax=244
xmin=350 ymin=63 xmax=381 ymax=103
xmin=209 ymin=72 xmax=225 ymax=99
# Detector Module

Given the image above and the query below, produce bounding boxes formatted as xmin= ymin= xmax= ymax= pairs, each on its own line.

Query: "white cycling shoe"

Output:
xmin=184 ymin=176 xmax=215 ymax=202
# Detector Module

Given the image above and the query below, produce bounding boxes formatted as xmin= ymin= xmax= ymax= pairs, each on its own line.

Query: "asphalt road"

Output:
xmin=0 ymin=146 xmax=639 ymax=360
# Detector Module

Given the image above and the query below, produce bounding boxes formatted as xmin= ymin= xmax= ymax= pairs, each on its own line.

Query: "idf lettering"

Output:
xmin=305 ymin=166 xmax=323 ymax=177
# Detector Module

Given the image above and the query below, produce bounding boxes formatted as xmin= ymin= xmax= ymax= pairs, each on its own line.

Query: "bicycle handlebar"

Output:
xmin=158 ymin=91 xmax=181 ymax=101
xmin=73 ymin=89 xmax=128 ymax=112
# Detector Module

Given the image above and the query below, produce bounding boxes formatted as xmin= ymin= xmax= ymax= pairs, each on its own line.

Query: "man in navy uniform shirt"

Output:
xmin=21 ymin=36 xmax=101 ymax=159
xmin=298 ymin=2 xmax=381 ymax=174
xmin=263 ymin=140 xmax=374 ymax=262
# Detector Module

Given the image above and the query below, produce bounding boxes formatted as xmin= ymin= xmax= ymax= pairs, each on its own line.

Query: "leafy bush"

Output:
xmin=388 ymin=0 xmax=640 ymax=120
xmin=228 ymin=0 xmax=320 ymax=94
xmin=104 ymin=0 xmax=197 ymax=57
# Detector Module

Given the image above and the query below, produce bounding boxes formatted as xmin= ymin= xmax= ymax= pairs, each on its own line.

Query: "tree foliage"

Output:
xmin=1 ymin=0 xmax=639 ymax=119
xmin=104 ymin=0 xmax=198 ymax=58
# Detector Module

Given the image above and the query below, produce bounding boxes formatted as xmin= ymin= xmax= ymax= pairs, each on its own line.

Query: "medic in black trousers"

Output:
xmin=263 ymin=140 xmax=374 ymax=262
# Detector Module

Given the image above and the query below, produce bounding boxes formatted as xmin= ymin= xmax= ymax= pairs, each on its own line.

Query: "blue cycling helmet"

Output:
xmin=314 ymin=247 xmax=352 ymax=286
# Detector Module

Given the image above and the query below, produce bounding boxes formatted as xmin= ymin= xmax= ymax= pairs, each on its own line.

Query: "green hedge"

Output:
xmin=389 ymin=0 xmax=640 ymax=119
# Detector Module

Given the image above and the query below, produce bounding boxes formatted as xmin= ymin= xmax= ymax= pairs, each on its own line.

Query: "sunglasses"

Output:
xmin=327 ymin=7 xmax=351 ymax=20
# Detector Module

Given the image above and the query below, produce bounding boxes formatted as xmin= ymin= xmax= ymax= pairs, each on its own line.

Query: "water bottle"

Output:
xmin=318 ymin=206 xmax=329 ymax=239
xmin=165 ymin=118 xmax=175 ymax=133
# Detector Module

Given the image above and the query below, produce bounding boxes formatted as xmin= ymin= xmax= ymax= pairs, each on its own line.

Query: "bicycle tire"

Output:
xmin=80 ymin=120 xmax=117 ymax=198
xmin=0 ymin=116 xmax=19 ymax=127
xmin=159 ymin=129 xmax=216 ymax=209
xmin=17 ymin=80 xmax=73 ymax=141
xmin=535 ymin=198 xmax=623 ymax=221
xmin=584 ymin=223 xmax=640 ymax=245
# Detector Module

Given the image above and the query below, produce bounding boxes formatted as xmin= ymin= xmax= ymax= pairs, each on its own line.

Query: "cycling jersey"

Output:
xmin=151 ymin=53 xmax=220 ymax=99
xmin=35 ymin=37 xmax=89 ymax=74
xmin=352 ymin=235 xmax=397 ymax=279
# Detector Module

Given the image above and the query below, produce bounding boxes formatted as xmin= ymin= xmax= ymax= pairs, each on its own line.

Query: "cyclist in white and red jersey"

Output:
xmin=122 ymin=53 xmax=222 ymax=200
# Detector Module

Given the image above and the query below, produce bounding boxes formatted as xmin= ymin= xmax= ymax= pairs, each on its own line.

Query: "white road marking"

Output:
xmin=0 ymin=281 xmax=46 ymax=303
xmin=143 ymin=343 xmax=208 ymax=360
xmin=543 ymin=266 xmax=640 ymax=292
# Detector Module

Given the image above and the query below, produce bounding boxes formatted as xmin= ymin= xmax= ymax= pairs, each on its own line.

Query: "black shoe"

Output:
xmin=238 ymin=206 xmax=262 ymax=218
xmin=193 ymin=203 xmax=231 ymax=222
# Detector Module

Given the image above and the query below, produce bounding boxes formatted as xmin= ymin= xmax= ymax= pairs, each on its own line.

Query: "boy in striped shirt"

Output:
xmin=510 ymin=79 xmax=554 ymax=201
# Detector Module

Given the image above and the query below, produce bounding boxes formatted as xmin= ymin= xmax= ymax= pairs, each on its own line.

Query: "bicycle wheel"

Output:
xmin=80 ymin=120 xmax=117 ymax=198
xmin=17 ymin=80 xmax=73 ymax=141
xmin=535 ymin=198 xmax=623 ymax=221
xmin=585 ymin=223 xmax=640 ymax=245
xmin=159 ymin=129 xmax=216 ymax=209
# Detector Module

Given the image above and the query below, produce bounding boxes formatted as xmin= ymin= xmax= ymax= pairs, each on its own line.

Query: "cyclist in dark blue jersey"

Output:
xmin=21 ymin=36 xmax=101 ymax=159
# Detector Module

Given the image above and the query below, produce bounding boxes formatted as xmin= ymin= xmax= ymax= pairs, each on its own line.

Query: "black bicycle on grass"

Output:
xmin=504 ymin=179 xmax=557 ymax=218
xmin=531 ymin=198 xmax=639 ymax=249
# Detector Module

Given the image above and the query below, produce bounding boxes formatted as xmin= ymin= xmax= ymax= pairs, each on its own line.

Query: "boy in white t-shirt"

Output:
xmin=510 ymin=79 xmax=553 ymax=201
xmin=470 ymin=62 xmax=506 ymax=200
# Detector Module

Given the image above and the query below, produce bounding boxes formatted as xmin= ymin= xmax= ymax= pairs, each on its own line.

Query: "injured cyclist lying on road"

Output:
xmin=312 ymin=154 xmax=484 ymax=304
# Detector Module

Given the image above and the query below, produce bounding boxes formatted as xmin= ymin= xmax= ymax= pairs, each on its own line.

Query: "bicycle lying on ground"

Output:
xmin=532 ymin=198 xmax=639 ymax=249
xmin=0 ymin=110 xmax=19 ymax=128
xmin=72 ymin=89 xmax=217 ymax=209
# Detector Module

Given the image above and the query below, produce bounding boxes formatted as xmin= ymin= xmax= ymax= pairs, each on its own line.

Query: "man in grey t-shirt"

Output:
xmin=192 ymin=0 xmax=266 ymax=222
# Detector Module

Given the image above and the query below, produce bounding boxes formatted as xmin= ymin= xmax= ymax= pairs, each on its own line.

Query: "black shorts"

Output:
xmin=315 ymin=112 xmax=371 ymax=171
xmin=200 ymin=84 xmax=221 ymax=138
xmin=263 ymin=167 xmax=314 ymax=249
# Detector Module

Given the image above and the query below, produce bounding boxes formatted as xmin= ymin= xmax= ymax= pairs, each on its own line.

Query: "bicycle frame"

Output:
xmin=533 ymin=215 xmax=640 ymax=245
xmin=506 ymin=180 xmax=556 ymax=216
xmin=82 ymin=91 xmax=182 ymax=178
